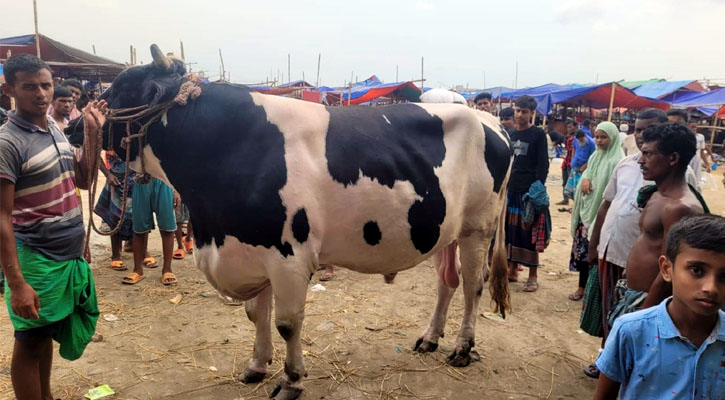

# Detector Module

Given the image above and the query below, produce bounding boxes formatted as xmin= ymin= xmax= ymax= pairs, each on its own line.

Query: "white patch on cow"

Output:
xmin=127 ymin=145 xmax=175 ymax=190
xmin=161 ymin=110 xmax=168 ymax=127
xmin=195 ymin=236 xmax=274 ymax=301
xmin=382 ymin=114 xmax=391 ymax=124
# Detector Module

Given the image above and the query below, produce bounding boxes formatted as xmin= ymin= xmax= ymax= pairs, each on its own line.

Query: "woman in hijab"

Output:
xmin=568 ymin=121 xmax=624 ymax=303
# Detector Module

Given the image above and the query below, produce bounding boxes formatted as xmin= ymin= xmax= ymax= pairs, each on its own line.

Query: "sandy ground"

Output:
xmin=0 ymin=162 xmax=723 ymax=400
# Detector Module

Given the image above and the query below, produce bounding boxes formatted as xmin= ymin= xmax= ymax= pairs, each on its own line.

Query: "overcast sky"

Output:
xmin=3 ymin=0 xmax=724 ymax=89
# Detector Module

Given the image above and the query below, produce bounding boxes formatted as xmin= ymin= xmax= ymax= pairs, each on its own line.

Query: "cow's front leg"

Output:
xmin=414 ymin=244 xmax=457 ymax=353
xmin=239 ymin=285 xmax=273 ymax=383
xmin=268 ymin=265 xmax=310 ymax=400
xmin=448 ymin=234 xmax=490 ymax=367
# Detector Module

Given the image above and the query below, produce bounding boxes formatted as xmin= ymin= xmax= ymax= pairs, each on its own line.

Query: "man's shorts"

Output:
xmin=15 ymin=320 xmax=61 ymax=341
xmin=132 ymin=178 xmax=176 ymax=233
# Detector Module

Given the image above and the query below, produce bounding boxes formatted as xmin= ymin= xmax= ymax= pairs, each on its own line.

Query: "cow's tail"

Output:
xmin=489 ymin=189 xmax=511 ymax=318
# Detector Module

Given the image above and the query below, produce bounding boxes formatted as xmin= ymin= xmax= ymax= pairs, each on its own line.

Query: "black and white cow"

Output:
xmin=100 ymin=45 xmax=512 ymax=399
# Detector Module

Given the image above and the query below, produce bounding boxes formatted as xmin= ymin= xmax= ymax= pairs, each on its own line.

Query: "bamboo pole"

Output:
xmin=133 ymin=48 xmax=137 ymax=65
xmin=347 ymin=82 xmax=352 ymax=106
xmin=92 ymin=45 xmax=96 ymax=55
xmin=33 ymin=0 xmax=41 ymax=58
xmin=316 ymin=53 xmax=321 ymax=88
xmin=129 ymin=45 xmax=134 ymax=65
xmin=180 ymin=41 xmax=185 ymax=61
xmin=607 ymin=82 xmax=616 ymax=122
xmin=710 ymin=113 xmax=720 ymax=147
xmin=219 ymin=49 xmax=226 ymax=82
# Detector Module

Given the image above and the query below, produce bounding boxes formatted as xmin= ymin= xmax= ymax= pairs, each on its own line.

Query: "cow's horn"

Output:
xmin=150 ymin=44 xmax=171 ymax=71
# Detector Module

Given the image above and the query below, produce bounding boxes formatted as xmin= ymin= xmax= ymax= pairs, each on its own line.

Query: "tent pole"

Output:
xmin=130 ymin=45 xmax=134 ymax=65
xmin=607 ymin=82 xmax=616 ymax=122
xmin=316 ymin=53 xmax=321 ymax=88
xmin=421 ymin=57 xmax=424 ymax=94
xmin=33 ymin=0 xmax=41 ymax=58
xmin=710 ymin=113 xmax=719 ymax=148
xmin=180 ymin=41 xmax=185 ymax=61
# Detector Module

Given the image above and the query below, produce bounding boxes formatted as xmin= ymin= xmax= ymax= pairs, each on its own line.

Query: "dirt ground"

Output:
xmin=1 ymin=163 xmax=724 ymax=400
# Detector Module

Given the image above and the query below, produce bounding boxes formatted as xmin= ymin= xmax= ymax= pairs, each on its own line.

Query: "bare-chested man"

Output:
xmin=625 ymin=123 xmax=705 ymax=310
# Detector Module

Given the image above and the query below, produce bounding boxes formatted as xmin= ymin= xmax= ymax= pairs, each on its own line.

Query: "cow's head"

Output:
xmin=101 ymin=44 xmax=187 ymax=155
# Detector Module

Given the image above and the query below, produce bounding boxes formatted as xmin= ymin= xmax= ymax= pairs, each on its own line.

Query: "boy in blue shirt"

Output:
xmin=594 ymin=214 xmax=725 ymax=399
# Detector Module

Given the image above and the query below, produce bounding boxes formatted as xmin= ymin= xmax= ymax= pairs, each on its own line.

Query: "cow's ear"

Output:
xmin=143 ymin=81 xmax=167 ymax=107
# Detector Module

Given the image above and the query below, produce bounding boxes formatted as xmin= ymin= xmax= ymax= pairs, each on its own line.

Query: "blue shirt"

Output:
xmin=596 ymin=298 xmax=725 ymax=400
xmin=570 ymin=136 xmax=595 ymax=169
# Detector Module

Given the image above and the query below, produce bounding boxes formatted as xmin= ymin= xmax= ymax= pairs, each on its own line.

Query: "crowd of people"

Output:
xmin=0 ymin=51 xmax=724 ymax=399
xmin=475 ymin=91 xmax=725 ymax=399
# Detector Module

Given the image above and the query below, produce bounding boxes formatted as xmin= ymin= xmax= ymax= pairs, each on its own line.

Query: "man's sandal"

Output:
xmin=522 ymin=281 xmax=539 ymax=292
xmin=109 ymin=260 xmax=127 ymax=271
xmin=172 ymin=249 xmax=186 ymax=260
xmin=122 ymin=272 xmax=146 ymax=285
xmin=143 ymin=257 xmax=158 ymax=268
xmin=161 ymin=272 xmax=178 ymax=286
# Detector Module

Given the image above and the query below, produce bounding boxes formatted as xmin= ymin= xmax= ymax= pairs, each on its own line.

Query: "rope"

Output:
xmin=82 ymin=81 xmax=201 ymax=255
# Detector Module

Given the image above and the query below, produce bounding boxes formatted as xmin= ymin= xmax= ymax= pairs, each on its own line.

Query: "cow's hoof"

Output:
xmin=413 ymin=337 xmax=438 ymax=353
xmin=447 ymin=347 xmax=480 ymax=368
xmin=238 ymin=367 xmax=267 ymax=384
xmin=269 ymin=378 xmax=303 ymax=400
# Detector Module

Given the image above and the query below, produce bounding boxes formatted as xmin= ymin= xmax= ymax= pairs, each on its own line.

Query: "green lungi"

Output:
xmin=4 ymin=244 xmax=99 ymax=360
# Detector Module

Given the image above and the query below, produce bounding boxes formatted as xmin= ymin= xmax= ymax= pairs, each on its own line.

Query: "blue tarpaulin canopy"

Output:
xmin=633 ymin=80 xmax=704 ymax=101
xmin=670 ymin=88 xmax=725 ymax=108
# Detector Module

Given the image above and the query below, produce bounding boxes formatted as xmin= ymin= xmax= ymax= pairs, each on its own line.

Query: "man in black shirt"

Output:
xmin=505 ymin=95 xmax=550 ymax=292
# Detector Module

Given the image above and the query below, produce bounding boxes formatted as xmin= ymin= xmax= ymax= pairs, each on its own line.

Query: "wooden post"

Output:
xmin=133 ymin=47 xmax=137 ymax=65
xmin=607 ymin=82 xmax=616 ymax=122
xmin=180 ymin=41 xmax=185 ymax=61
xmin=219 ymin=49 xmax=226 ymax=82
xmin=92 ymin=44 xmax=96 ymax=55
xmin=316 ymin=53 xmax=321 ymax=88
xmin=396 ymin=64 xmax=399 ymax=82
xmin=710 ymin=113 xmax=720 ymax=147
xmin=130 ymin=45 xmax=134 ymax=65
xmin=33 ymin=0 xmax=41 ymax=58
xmin=421 ymin=57 xmax=424 ymax=94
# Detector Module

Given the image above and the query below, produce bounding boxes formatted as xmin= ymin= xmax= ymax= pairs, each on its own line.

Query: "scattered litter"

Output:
xmin=199 ymin=291 xmax=213 ymax=298
xmin=91 ymin=334 xmax=104 ymax=343
xmin=395 ymin=347 xmax=402 ymax=353
xmin=209 ymin=366 xmax=218 ymax=372
xmin=102 ymin=314 xmax=118 ymax=322
xmin=546 ymin=271 xmax=558 ymax=275
xmin=85 ymin=384 xmax=115 ymax=399
xmin=577 ymin=329 xmax=585 ymax=334
xmin=169 ymin=294 xmax=183 ymax=305
xmin=310 ymin=283 xmax=326 ymax=292
xmin=315 ymin=320 xmax=335 ymax=331
xmin=481 ymin=311 xmax=505 ymax=322
xmin=364 ymin=326 xmax=383 ymax=332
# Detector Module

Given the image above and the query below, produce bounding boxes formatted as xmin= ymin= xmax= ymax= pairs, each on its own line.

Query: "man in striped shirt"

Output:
xmin=0 ymin=53 xmax=105 ymax=400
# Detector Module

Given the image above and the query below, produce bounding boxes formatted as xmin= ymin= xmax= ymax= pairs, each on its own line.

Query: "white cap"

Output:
xmin=619 ymin=123 xmax=629 ymax=133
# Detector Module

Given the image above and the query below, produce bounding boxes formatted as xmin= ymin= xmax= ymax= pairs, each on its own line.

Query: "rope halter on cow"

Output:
xmin=82 ymin=80 xmax=201 ymax=255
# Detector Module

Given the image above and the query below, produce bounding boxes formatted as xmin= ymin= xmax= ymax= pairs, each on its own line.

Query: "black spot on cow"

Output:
xmin=326 ymin=105 xmax=446 ymax=254
xmin=277 ymin=322 xmax=294 ymax=341
xmin=363 ymin=221 xmax=382 ymax=245
xmin=144 ymin=83 xmax=293 ymax=257
xmin=483 ymin=123 xmax=512 ymax=193
xmin=291 ymin=208 xmax=310 ymax=244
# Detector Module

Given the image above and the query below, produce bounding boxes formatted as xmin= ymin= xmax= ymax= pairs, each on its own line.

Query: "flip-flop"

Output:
xmin=161 ymin=272 xmax=178 ymax=286
xmin=109 ymin=260 xmax=127 ymax=271
xmin=522 ymin=281 xmax=539 ymax=292
xmin=183 ymin=237 xmax=193 ymax=254
xmin=143 ymin=257 xmax=158 ymax=268
xmin=583 ymin=363 xmax=600 ymax=379
xmin=568 ymin=292 xmax=584 ymax=301
xmin=122 ymin=272 xmax=146 ymax=285
xmin=172 ymin=249 xmax=186 ymax=260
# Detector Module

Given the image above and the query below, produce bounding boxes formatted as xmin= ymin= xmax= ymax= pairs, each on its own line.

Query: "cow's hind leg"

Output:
xmin=414 ymin=244 xmax=457 ymax=353
xmin=239 ymin=285 xmax=273 ymax=383
xmin=268 ymin=266 xmax=310 ymax=400
xmin=448 ymin=233 xmax=491 ymax=367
